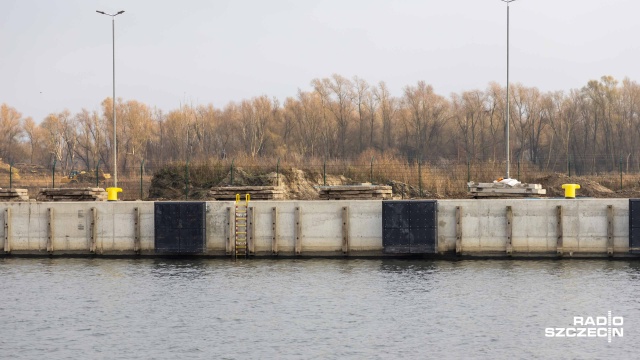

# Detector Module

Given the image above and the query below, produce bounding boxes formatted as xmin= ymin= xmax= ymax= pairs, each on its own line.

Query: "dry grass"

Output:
xmin=4 ymin=155 xmax=640 ymax=200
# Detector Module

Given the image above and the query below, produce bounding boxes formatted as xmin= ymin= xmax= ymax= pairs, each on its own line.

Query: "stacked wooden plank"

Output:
xmin=318 ymin=185 xmax=393 ymax=200
xmin=209 ymin=186 xmax=284 ymax=200
xmin=468 ymin=182 xmax=546 ymax=198
xmin=0 ymin=188 xmax=29 ymax=201
xmin=36 ymin=188 xmax=108 ymax=202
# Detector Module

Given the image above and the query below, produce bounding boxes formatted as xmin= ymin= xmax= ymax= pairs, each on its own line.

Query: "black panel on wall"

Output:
xmin=155 ymin=202 xmax=206 ymax=254
xmin=383 ymin=201 xmax=437 ymax=254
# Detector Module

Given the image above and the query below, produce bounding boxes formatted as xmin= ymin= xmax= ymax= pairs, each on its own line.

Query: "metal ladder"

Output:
xmin=234 ymin=194 xmax=250 ymax=258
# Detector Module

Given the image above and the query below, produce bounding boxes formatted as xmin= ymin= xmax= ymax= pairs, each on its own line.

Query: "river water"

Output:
xmin=0 ymin=258 xmax=638 ymax=359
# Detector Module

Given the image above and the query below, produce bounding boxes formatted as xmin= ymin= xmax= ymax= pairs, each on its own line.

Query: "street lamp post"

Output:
xmin=96 ymin=10 xmax=125 ymax=189
xmin=501 ymin=0 xmax=515 ymax=179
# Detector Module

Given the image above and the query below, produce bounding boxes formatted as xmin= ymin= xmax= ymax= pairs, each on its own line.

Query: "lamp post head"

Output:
xmin=116 ymin=10 xmax=125 ymax=15
xmin=96 ymin=10 xmax=106 ymax=14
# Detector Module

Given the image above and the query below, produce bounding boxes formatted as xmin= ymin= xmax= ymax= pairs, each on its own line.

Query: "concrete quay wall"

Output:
xmin=0 ymin=199 xmax=637 ymax=258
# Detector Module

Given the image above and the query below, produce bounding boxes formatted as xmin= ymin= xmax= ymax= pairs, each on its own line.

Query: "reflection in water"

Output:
xmin=0 ymin=258 xmax=638 ymax=359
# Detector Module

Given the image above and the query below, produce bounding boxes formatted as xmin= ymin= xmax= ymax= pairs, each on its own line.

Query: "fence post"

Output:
xmin=620 ymin=155 xmax=623 ymax=190
xmin=185 ymin=158 xmax=189 ymax=200
xmin=418 ymin=159 xmax=423 ymax=198
xmin=230 ymin=159 xmax=234 ymax=185
xmin=276 ymin=158 xmax=280 ymax=186
xmin=568 ymin=157 xmax=571 ymax=178
xmin=9 ymin=162 xmax=13 ymax=189
xmin=323 ymin=159 xmax=326 ymax=186
xmin=95 ymin=159 xmax=102 ymax=188
xmin=52 ymin=158 xmax=57 ymax=188
xmin=517 ymin=159 xmax=520 ymax=180
xmin=467 ymin=158 xmax=470 ymax=184
xmin=140 ymin=159 xmax=145 ymax=200
xmin=370 ymin=157 xmax=374 ymax=184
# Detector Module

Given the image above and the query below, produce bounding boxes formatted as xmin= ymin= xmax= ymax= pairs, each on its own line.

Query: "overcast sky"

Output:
xmin=1 ymin=0 xmax=639 ymax=122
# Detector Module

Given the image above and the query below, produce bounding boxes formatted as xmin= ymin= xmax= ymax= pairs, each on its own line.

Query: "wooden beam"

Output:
xmin=134 ymin=207 xmax=141 ymax=254
xmin=248 ymin=207 xmax=255 ymax=255
xmin=506 ymin=206 xmax=513 ymax=255
xmin=342 ymin=206 xmax=349 ymax=254
xmin=226 ymin=207 xmax=232 ymax=255
xmin=3 ymin=208 xmax=11 ymax=253
xmin=455 ymin=206 xmax=462 ymax=255
xmin=90 ymin=207 xmax=97 ymax=253
xmin=607 ymin=205 xmax=614 ymax=256
xmin=556 ymin=206 xmax=563 ymax=256
xmin=47 ymin=208 xmax=54 ymax=253
xmin=295 ymin=206 xmax=301 ymax=255
xmin=272 ymin=207 xmax=278 ymax=255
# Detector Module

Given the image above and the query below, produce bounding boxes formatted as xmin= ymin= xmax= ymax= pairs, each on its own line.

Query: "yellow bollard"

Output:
xmin=561 ymin=184 xmax=580 ymax=199
xmin=106 ymin=187 xmax=122 ymax=201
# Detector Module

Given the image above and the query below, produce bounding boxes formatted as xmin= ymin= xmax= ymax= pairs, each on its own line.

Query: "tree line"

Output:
xmin=1 ymin=74 xmax=639 ymax=176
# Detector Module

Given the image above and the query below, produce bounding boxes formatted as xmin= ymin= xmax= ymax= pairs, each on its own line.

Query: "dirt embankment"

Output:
xmin=148 ymin=165 xmax=639 ymax=201
xmin=149 ymin=166 xmax=352 ymax=200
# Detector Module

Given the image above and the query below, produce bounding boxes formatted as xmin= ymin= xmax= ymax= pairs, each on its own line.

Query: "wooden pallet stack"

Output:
xmin=209 ymin=186 xmax=285 ymax=200
xmin=318 ymin=185 xmax=393 ymax=200
xmin=0 ymin=188 xmax=29 ymax=201
xmin=36 ymin=188 xmax=108 ymax=202
xmin=467 ymin=182 xmax=546 ymax=198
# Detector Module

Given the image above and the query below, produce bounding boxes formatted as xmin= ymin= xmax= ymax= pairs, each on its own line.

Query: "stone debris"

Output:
xmin=0 ymin=188 xmax=29 ymax=201
xmin=209 ymin=186 xmax=285 ymax=200
xmin=318 ymin=184 xmax=393 ymax=200
xmin=36 ymin=188 xmax=108 ymax=202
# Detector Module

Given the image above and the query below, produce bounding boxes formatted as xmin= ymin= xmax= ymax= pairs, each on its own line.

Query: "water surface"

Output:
xmin=1 ymin=258 xmax=638 ymax=359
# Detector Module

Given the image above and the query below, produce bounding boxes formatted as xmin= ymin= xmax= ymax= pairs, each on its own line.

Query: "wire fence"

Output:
xmin=2 ymin=156 xmax=639 ymax=200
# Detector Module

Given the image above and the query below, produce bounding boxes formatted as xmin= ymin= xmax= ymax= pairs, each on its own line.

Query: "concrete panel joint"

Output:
xmin=455 ymin=206 xmax=462 ymax=255
xmin=556 ymin=206 xmax=563 ymax=256
xmin=3 ymin=208 xmax=11 ymax=253
xmin=47 ymin=208 xmax=54 ymax=253
xmin=295 ymin=206 xmax=302 ymax=255
xmin=506 ymin=206 xmax=513 ymax=255
xmin=272 ymin=207 xmax=278 ymax=255
xmin=342 ymin=206 xmax=349 ymax=254
xmin=607 ymin=205 xmax=614 ymax=256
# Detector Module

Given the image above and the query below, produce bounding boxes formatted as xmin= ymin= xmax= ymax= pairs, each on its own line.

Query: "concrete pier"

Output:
xmin=0 ymin=199 xmax=638 ymax=258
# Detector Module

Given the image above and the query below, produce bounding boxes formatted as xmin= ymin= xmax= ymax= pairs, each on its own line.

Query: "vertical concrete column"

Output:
xmin=3 ymin=208 xmax=11 ymax=253
xmin=295 ymin=206 xmax=302 ymax=255
xmin=607 ymin=205 xmax=614 ymax=256
xmin=90 ymin=207 xmax=97 ymax=253
xmin=342 ymin=206 xmax=349 ymax=254
xmin=248 ymin=207 xmax=255 ymax=255
xmin=455 ymin=206 xmax=462 ymax=255
xmin=226 ymin=207 xmax=233 ymax=255
xmin=556 ymin=206 xmax=563 ymax=256
xmin=271 ymin=207 xmax=278 ymax=255
xmin=134 ymin=207 xmax=141 ymax=254
xmin=47 ymin=208 xmax=54 ymax=253
xmin=506 ymin=206 xmax=513 ymax=255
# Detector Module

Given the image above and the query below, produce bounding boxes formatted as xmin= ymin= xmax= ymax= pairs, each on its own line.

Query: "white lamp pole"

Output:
xmin=96 ymin=10 xmax=125 ymax=188
xmin=501 ymin=0 xmax=515 ymax=179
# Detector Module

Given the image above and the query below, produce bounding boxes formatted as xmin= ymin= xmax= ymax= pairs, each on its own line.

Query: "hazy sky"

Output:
xmin=2 ymin=0 xmax=639 ymax=122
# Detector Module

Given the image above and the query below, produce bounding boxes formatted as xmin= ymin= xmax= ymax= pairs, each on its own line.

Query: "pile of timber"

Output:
xmin=209 ymin=186 xmax=284 ymax=200
xmin=0 ymin=188 xmax=29 ymax=202
xmin=36 ymin=188 xmax=108 ymax=202
xmin=468 ymin=182 xmax=546 ymax=198
xmin=318 ymin=184 xmax=393 ymax=200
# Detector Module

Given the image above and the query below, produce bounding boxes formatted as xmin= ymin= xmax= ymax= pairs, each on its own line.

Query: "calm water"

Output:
xmin=0 ymin=258 xmax=638 ymax=359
